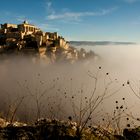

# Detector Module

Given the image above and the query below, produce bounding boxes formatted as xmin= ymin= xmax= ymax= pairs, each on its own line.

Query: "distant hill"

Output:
xmin=70 ymin=41 xmax=136 ymax=46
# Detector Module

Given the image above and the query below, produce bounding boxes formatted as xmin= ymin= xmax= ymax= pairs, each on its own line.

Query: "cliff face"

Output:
xmin=0 ymin=21 xmax=96 ymax=63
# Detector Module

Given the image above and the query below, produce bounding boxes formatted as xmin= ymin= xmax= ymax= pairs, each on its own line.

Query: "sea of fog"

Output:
xmin=0 ymin=43 xmax=140 ymax=130
xmin=76 ymin=43 xmax=140 ymax=127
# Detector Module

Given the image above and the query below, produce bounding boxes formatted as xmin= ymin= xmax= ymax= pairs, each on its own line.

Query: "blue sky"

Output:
xmin=0 ymin=0 xmax=140 ymax=42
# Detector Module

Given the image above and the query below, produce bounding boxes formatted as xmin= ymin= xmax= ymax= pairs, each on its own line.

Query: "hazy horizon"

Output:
xmin=0 ymin=43 xmax=140 ymax=130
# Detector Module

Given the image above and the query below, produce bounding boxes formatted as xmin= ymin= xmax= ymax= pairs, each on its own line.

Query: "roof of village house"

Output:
xmin=18 ymin=21 xmax=36 ymax=27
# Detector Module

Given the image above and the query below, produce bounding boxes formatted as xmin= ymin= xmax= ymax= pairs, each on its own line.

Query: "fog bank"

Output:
xmin=0 ymin=43 xmax=140 ymax=129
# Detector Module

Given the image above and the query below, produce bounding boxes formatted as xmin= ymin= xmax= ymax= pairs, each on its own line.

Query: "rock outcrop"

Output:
xmin=0 ymin=118 xmax=126 ymax=140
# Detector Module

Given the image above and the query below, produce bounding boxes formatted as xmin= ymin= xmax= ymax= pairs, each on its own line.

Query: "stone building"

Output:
xmin=58 ymin=37 xmax=69 ymax=50
xmin=45 ymin=32 xmax=58 ymax=41
xmin=18 ymin=21 xmax=40 ymax=37
xmin=1 ymin=23 xmax=17 ymax=33
xmin=0 ymin=21 xmax=82 ymax=63
xmin=0 ymin=21 xmax=41 ymax=39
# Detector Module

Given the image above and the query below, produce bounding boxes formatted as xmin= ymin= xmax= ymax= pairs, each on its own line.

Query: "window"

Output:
xmin=26 ymin=26 xmax=28 ymax=32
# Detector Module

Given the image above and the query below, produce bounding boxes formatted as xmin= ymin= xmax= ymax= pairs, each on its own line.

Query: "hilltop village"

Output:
xmin=0 ymin=21 xmax=95 ymax=63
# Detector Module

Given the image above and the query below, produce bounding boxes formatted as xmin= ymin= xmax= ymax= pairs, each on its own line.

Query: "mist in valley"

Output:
xmin=0 ymin=43 xmax=140 ymax=130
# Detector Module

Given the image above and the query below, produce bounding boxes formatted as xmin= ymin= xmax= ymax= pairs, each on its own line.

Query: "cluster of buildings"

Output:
xmin=0 ymin=21 xmax=93 ymax=63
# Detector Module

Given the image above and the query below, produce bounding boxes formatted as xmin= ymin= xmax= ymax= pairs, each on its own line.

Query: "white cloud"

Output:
xmin=45 ymin=0 xmax=117 ymax=22
xmin=45 ymin=0 xmax=55 ymax=14
xmin=47 ymin=8 xmax=117 ymax=21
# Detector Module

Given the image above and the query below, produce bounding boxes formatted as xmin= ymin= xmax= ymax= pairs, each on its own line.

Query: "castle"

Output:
xmin=0 ymin=21 xmax=94 ymax=63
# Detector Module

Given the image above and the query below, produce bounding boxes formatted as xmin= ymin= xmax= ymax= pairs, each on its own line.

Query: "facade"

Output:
xmin=18 ymin=21 xmax=40 ymax=35
xmin=0 ymin=21 xmax=41 ymax=39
